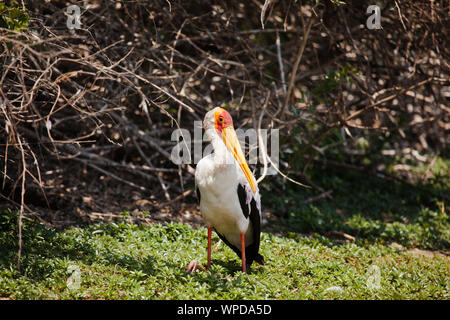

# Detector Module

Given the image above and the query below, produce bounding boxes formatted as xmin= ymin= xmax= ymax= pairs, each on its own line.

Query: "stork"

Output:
xmin=186 ymin=107 xmax=264 ymax=274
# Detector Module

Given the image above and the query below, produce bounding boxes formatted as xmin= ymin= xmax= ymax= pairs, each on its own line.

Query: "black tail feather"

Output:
xmin=253 ymin=253 xmax=265 ymax=266
xmin=214 ymin=229 xmax=264 ymax=267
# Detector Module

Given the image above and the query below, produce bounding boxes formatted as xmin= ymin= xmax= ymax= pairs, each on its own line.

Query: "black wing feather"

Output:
xmin=217 ymin=184 xmax=264 ymax=266
xmin=247 ymin=195 xmax=264 ymax=265
xmin=237 ymin=184 xmax=249 ymax=218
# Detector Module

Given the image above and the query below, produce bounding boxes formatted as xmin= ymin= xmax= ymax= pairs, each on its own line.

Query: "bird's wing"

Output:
xmin=212 ymin=180 xmax=264 ymax=266
xmin=237 ymin=179 xmax=264 ymax=265
xmin=215 ymin=181 xmax=264 ymax=266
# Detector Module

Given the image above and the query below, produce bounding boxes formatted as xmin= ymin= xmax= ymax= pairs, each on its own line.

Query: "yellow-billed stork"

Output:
xmin=186 ymin=107 xmax=264 ymax=274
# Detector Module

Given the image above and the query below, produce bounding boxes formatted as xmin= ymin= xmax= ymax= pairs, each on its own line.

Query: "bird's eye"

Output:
xmin=218 ymin=117 xmax=224 ymax=123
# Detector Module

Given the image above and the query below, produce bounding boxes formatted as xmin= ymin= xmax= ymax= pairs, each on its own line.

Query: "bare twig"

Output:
xmin=280 ymin=15 xmax=315 ymax=119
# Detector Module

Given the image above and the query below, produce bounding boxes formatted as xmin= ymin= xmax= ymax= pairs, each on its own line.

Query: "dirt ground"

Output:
xmin=1 ymin=160 xmax=204 ymax=229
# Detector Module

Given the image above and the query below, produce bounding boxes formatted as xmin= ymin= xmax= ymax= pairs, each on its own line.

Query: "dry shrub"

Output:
xmin=0 ymin=0 xmax=448 ymax=225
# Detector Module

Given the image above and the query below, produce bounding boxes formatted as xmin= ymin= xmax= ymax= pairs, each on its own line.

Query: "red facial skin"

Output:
xmin=214 ymin=108 xmax=233 ymax=136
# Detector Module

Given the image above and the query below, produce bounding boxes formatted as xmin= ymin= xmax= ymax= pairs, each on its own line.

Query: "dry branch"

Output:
xmin=0 ymin=0 xmax=448 ymax=236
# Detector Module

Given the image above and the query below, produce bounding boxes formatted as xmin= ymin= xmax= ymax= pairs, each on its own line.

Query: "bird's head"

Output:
xmin=203 ymin=107 xmax=233 ymax=134
xmin=203 ymin=107 xmax=256 ymax=193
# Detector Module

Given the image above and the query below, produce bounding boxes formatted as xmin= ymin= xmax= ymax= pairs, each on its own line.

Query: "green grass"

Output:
xmin=0 ymin=210 xmax=448 ymax=300
xmin=0 ymin=157 xmax=448 ymax=299
xmin=262 ymin=157 xmax=450 ymax=250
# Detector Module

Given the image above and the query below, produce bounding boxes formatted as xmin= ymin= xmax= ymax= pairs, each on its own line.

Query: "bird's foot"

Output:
xmin=186 ymin=260 xmax=206 ymax=273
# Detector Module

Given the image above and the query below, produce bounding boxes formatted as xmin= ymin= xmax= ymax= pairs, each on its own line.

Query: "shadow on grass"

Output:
xmin=0 ymin=213 xmax=161 ymax=281
xmin=182 ymin=258 xmax=265 ymax=294
xmin=207 ymin=258 xmax=265 ymax=276
xmin=262 ymin=165 xmax=449 ymax=250
xmin=0 ymin=161 xmax=448 ymax=286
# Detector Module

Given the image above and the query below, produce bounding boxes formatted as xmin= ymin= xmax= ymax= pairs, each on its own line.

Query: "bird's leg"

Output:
xmin=186 ymin=226 xmax=213 ymax=273
xmin=241 ymin=232 xmax=246 ymax=274
xmin=207 ymin=226 xmax=212 ymax=269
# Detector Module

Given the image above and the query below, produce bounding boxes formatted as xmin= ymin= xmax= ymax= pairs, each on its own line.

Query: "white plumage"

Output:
xmin=195 ymin=153 xmax=255 ymax=249
xmin=187 ymin=107 xmax=264 ymax=274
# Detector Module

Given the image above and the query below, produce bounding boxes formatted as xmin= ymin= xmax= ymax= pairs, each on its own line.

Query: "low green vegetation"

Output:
xmin=0 ymin=157 xmax=448 ymax=300
xmin=263 ymin=156 xmax=449 ymax=250
xmin=0 ymin=2 xmax=29 ymax=31
xmin=0 ymin=209 xmax=448 ymax=299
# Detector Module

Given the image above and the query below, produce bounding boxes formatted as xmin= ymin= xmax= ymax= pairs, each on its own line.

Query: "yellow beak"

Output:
xmin=221 ymin=126 xmax=256 ymax=193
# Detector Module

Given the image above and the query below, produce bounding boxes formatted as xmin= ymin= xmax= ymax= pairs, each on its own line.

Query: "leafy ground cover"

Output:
xmin=262 ymin=156 xmax=450 ymax=250
xmin=0 ymin=212 xmax=448 ymax=299
xmin=0 ymin=157 xmax=448 ymax=300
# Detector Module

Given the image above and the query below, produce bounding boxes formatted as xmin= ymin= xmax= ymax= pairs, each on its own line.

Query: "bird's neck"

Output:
xmin=210 ymin=133 xmax=236 ymax=168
